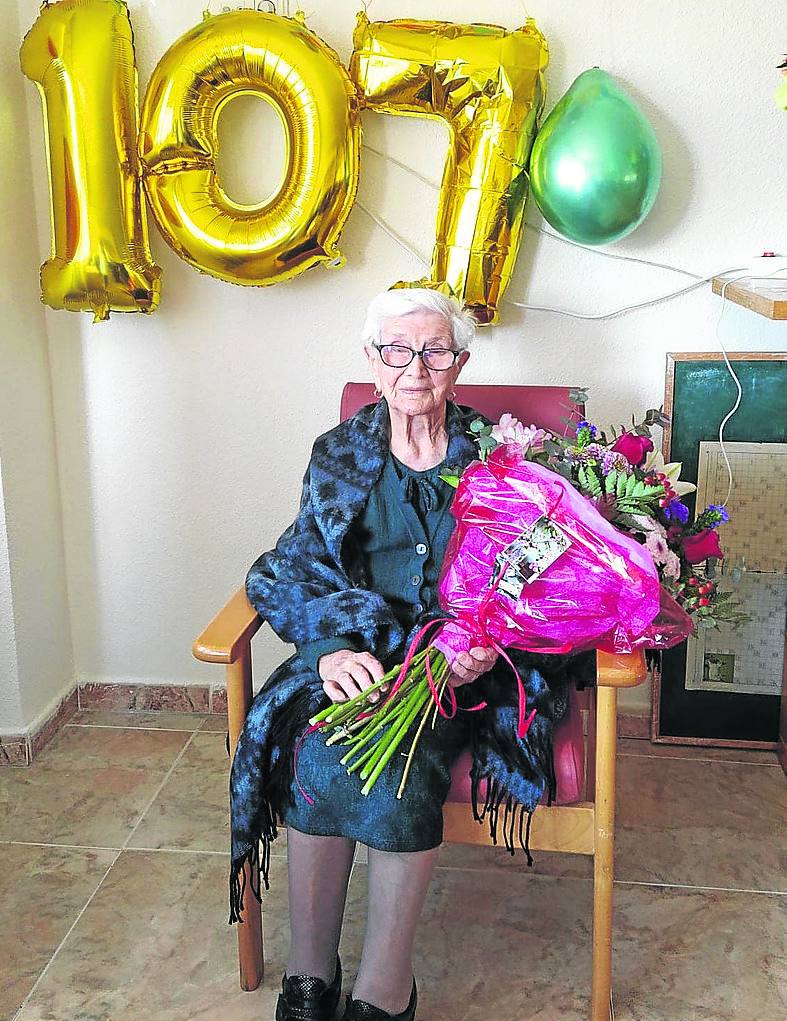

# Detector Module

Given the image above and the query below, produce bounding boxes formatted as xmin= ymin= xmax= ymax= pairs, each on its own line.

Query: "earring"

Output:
xmin=449 ymin=390 xmax=457 ymax=400
xmin=373 ymin=386 xmax=383 ymax=399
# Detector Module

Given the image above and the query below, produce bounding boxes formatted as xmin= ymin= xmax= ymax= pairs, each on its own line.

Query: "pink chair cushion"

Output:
xmin=446 ymin=685 xmax=585 ymax=806
xmin=339 ymin=382 xmax=588 ymax=808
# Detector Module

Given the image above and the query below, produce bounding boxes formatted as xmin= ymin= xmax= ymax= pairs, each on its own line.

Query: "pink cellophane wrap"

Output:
xmin=433 ymin=445 xmax=692 ymax=658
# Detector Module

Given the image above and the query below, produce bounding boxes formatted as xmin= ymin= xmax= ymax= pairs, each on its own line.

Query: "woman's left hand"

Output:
xmin=447 ymin=647 xmax=499 ymax=687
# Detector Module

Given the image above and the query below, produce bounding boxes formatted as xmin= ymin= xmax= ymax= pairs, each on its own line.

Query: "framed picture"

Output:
xmin=651 ymin=352 xmax=787 ymax=749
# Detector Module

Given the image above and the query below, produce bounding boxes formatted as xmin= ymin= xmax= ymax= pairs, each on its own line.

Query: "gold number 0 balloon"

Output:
xmin=19 ymin=0 xmax=161 ymax=321
xmin=350 ymin=13 xmax=548 ymax=325
xmin=139 ymin=11 xmax=361 ymax=286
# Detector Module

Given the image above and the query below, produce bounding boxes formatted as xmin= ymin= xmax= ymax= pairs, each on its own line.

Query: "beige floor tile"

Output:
xmin=614 ymin=754 xmax=786 ymax=891
xmin=0 ymin=844 xmax=116 ymax=1021
xmin=69 ymin=710 xmax=208 ymax=731
xmin=15 ymin=850 xmax=292 ymax=1021
xmin=128 ymin=733 xmax=289 ymax=859
xmin=0 ymin=726 xmax=190 ymax=848
xmin=344 ymin=863 xmax=785 ymax=1021
xmin=128 ymin=733 xmax=231 ymax=853
xmin=200 ymin=715 xmax=229 ymax=733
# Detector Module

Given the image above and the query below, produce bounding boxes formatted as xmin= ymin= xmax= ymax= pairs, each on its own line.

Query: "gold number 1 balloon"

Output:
xmin=19 ymin=0 xmax=161 ymax=321
xmin=139 ymin=10 xmax=361 ymax=286
xmin=350 ymin=12 xmax=549 ymax=325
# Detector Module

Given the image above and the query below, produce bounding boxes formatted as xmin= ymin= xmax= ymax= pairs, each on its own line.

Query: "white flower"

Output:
xmin=491 ymin=414 xmax=551 ymax=457
xmin=642 ymin=450 xmax=696 ymax=496
xmin=662 ymin=551 xmax=682 ymax=579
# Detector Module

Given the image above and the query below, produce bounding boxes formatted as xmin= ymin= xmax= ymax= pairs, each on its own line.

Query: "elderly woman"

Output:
xmin=232 ymin=289 xmax=574 ymax=1021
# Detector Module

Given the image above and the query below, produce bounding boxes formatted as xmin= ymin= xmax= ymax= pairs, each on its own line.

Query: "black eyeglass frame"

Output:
xmin=371 ymin=343 xmax=461 ymax=371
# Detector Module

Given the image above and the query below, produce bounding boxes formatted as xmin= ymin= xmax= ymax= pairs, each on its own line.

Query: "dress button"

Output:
xmin=415 ymin=603 xmax=424 ymax=614
xmin=415 ymin=542 xmax=428 ymax=556
xmin=411 ymin=574 xmax=422 ymax=586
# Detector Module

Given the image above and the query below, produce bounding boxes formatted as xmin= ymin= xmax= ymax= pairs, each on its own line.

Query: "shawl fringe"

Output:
xmin=468 ymin=705 xmax=558 ymax=868
xmin=229 ymin=683 xmax=319 ymax=924
xmin=229 ymin=840 xmax=265 ymax=925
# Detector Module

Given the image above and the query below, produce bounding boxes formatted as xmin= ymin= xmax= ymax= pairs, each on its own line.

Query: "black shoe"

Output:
xmin=275 ymin=956 xmax=342 ymax=1021
xmin=340 ymin=978 xmax=417 ymax=1021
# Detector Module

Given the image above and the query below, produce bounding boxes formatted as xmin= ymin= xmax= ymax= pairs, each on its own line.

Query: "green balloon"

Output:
xmin=529 ymin=68 xmax=662 ymax=245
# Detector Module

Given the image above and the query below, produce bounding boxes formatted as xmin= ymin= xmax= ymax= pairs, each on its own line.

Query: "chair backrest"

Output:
xmin=340 ymin=382 xmax=584 ymax=434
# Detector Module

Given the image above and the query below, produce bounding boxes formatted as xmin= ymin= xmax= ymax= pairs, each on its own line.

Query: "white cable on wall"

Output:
xmin=358 ymin=143 xmax=751 ymax=321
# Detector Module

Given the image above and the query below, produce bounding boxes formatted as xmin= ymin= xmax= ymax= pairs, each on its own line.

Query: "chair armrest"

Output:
xmin=595 ymin=650 xmax=647 ymax=688
xmin=192 ymin=586 xmax=262 ymax=664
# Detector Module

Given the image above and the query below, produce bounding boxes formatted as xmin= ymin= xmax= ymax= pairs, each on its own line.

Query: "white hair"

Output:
xmin=361 ymin=288 xmax=477 ymax=351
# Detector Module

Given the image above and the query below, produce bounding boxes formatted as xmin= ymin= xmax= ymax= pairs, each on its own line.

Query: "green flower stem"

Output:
xmin=396 ymin=666 xmax=451 ymax=799
xmin=338 ymin=695 xmax=416 ymax=764
xmin=360 ymin=687 xmax=431 ymax=796
xmin=357 ymin=686 xmax=425 ymax=779
xmin=344 ymin=739 xmax=386 ymax=775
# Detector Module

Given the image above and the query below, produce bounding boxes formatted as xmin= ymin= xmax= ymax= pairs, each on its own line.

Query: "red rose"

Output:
xmin=611 ymin=432 xmax=654 ymax=468
xmin=682 ymin=528 xmax=724 ymax=564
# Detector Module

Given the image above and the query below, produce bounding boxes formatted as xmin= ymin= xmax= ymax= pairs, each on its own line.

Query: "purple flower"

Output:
xmin=601 ymin=449 xmax=631 ymax=475
xmin=664 ymin=499 xmax=689 ymax=523
xmin=708 ymin=504 xmax=730 ymax=525
xmin=576 ymin=420 xmax=597 ymax=439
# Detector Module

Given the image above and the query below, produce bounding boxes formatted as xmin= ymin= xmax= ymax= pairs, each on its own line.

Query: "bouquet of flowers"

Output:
xmin=304 ymin=399 xmax=745 ymax=800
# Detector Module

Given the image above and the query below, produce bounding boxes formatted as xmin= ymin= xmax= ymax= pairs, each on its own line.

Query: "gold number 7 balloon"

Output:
xmin=349 ymin=11 xmax=550 ymax=326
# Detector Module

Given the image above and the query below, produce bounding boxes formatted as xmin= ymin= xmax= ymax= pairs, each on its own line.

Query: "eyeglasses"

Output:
xmin=372 ymin=344 xmax=460 ymax=371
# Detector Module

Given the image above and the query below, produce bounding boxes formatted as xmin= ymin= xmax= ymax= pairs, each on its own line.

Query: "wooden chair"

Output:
xmin=193 ymin=383 xmax=647 ymax=1021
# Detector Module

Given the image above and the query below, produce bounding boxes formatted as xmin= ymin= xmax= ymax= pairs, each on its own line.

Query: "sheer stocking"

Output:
xmin=351 ymin=845 xmax=440 ymax=1014
xmin=285 ymin=827 xmax=356 ymax=983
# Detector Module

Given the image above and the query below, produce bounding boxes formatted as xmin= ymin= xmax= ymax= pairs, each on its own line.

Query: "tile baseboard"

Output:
xmin=0 ymin=687 xmax=78 ymax=766
xmin=78 ymin=682 xmax=212 ymax=714
xmin=0 ymin=682 xmax=227 ymax=766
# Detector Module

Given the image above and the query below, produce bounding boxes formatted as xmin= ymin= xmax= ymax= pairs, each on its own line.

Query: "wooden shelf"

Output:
xmin=712 ymin=276 xmax=787 ymax=320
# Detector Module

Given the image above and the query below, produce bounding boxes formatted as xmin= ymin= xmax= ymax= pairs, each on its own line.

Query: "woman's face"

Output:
xmin=364 ymin=310 xmax=470 ymax=420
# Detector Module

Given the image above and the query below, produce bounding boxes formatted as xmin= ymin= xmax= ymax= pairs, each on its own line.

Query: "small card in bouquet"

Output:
xmin=493 ymin=516 xmax=572 ymax=599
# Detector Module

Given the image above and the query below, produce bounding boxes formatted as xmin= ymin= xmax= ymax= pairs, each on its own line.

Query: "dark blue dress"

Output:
xmin=282 ymin=448 xmax=475 ymax=850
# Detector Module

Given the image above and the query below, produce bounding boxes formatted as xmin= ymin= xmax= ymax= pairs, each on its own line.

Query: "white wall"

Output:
xmin=0 ymin=0 xmax=74 ymax=732
xmin=12 ymin=0 xmax=787 ymax=718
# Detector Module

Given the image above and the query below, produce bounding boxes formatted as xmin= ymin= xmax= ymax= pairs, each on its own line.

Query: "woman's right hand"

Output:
xmin=318 ymin=649 xmax=388 ymax=704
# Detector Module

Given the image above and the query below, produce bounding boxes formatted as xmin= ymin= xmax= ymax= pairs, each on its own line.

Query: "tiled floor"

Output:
xmin=1 ymin=711 xmax=784 ymax=1021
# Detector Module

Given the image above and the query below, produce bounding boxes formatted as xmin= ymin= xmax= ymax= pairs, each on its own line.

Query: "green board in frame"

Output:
xmin=653 ymin=352 xmax=787 ymax=749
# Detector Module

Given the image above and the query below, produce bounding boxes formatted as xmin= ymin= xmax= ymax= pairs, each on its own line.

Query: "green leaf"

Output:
xmin=569 ymin=387 xmax=589 ymax=405
xmin=586 ymin=467 xmax=602 ymax=497
xmin=625 ymin=474 xmax=637 ymax=497
xmin=616 ymin=472 xmax=627 ymax=497
xmin=605 ymin=469 xmax=618 ymax=494
xmin=438 ymin=473 xmax=460 ymax=488
xmin=477 ymin=436 xmax=497 ymax=452
xmin=469 ymin=418 xmax=487 ymax=434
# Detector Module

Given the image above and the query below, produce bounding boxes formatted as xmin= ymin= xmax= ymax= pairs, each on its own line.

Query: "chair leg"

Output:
xmin=590 ymin=684 xmax=617 ymax=1021
xmin=227 ymin=651 xmax=264 ymax=992
xmin=236 ymin=862 xmax=265 ymax=992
